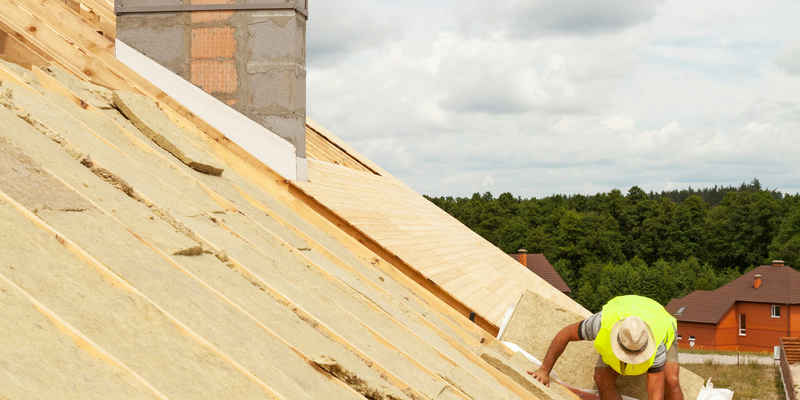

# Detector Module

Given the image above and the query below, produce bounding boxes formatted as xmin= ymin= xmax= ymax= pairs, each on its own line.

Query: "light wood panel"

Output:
xmin=295 ymin=160 xmax=588 ymax=328
xmin=0 ymin=29 xmax=48 ymax=67
xmin=306 ymin=124 xmax=377 ymax=175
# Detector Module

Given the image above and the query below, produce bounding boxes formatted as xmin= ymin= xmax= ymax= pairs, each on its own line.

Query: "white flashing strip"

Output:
xmin=115 ymin=39 xmax=297 ymax=180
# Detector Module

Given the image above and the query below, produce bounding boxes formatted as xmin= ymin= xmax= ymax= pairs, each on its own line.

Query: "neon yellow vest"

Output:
xmin=593 ymin=295 xmax=676 ymax=375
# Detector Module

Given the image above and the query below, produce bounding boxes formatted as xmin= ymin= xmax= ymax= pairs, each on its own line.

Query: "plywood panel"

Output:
xmin=306 ymin=124 xmax=376 ymax=174
xmin=295 ymin=159 xmax=584 ymax=328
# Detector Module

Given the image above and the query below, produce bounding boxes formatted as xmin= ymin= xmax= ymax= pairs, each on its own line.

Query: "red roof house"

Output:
xmin=510 ymin=250 xmax=571 ymax=294
xmin=666 ymin=260 xmax=800 ymax=352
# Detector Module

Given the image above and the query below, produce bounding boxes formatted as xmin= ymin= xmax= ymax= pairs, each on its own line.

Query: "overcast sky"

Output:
xmin=306 ymin=1 xmax=800 ymax=198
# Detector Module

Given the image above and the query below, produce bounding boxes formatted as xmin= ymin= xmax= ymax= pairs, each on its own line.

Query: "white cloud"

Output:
xmin=482 ymin=175 xmax=496 ymax=188
xmin=777 ymin=43 xmax=800 ymax=75
xmin=460 ymin=0 xmax=663 ymax=38
xmin=307 ymin=1 xmax=800 ymax=197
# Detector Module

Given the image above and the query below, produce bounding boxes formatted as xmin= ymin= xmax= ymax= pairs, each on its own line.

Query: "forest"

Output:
xmin=426 ymin=179 xmax=800 ymax=311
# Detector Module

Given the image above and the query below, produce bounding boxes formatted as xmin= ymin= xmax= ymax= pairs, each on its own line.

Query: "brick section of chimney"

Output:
xmin=191 ymin=60 xmax=238 ymax=94
xmin=753 ymin=273 xmax=763 ymax=289
xmin=116 ymin=0 xmax=308 ymax=158
xmin=772 ymin=260 xmax=785 ymax=267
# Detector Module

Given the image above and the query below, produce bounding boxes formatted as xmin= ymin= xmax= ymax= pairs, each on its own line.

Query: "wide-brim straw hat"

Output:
xmin=610 ymin=316 xmax=656 ymax=365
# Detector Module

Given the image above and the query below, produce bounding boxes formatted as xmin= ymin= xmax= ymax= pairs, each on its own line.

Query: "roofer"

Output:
xmin=528 ymin=295 xmax=682 ymax=400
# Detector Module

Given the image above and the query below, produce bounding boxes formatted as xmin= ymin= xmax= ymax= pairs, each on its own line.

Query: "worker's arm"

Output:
xmin=647 ymin=370 xmax=665 ymax=400
xmin=527 ymin=322 xmax=581 ymax=386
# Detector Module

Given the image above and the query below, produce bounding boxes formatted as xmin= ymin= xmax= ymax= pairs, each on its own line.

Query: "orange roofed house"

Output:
xmin=510 ymin=250 xmax=571 ymax=295
xmin=666 ymin=260 xmax=800 ymax=353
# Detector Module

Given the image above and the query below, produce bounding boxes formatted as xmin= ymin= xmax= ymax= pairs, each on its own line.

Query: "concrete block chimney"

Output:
xmin=115 ymin=0 xmax=308 ymax=161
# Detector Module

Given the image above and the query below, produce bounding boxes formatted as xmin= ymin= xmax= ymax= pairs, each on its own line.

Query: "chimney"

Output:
xmin=753 ymin=273 xmax=763 ymax=289
xmin=115 ymin=0 xmax=308 ymax=171
xmin=517 ymin=249 xmax=528 ymax=266
xmin=772 ymin=260 xmax=785 ymax=267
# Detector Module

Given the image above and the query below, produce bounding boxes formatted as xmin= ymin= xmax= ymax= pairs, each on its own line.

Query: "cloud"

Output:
xmin=460 ymin=0 xmax=663 ymax=38
xmin=307 ymin=2 xmax=400 ymax=68
xmin=776 ymin=43 xmax=800 ymax=75
xmin=307 ymin=1 xmax=800 ymax=198
xmin=482 ymin=175 xmax=496 ymax=188
xmin=510 ymin=0 xmax=663 ymax=36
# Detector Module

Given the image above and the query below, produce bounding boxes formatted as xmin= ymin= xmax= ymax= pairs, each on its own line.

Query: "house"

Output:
xmin=666 ymin=260 xmax=800 ymax=352
xmin=0 ymin=0 xmax=708 ymax=397
xmin=510 ymin=250 xmax=571 ymax=294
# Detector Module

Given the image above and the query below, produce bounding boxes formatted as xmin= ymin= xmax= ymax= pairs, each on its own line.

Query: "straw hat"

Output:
xmin=610 ymin=316 xmax=656 ymax=365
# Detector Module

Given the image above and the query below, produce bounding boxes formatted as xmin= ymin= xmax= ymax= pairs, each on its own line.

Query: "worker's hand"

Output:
xmin=527 ymin=367 xmax=551 ymax=387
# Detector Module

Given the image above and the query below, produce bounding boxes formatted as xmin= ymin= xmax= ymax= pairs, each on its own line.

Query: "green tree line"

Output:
xmin=426 ymin=179 xmax=800 ymax=311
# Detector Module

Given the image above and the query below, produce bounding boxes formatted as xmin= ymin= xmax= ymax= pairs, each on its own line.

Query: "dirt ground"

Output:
xmin=683 ymin=362 xmax=784 ymax=400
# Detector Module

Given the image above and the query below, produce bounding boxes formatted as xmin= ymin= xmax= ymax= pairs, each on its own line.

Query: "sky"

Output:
xmin=305 ymin=1 xmax=800 ymax=198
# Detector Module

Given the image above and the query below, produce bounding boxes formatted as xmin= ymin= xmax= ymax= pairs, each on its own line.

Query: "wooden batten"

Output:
xmin=0 ymin=28 xmax=49 ymax=68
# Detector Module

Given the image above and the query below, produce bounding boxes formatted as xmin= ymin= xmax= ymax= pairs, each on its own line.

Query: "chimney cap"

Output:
xmin=772 ymin=260 xmax=785 ymax=266
xmin=754 ymin=273 xmax=763 ymax=278
xmin=517 ymin=249 xmax=528 ymax=253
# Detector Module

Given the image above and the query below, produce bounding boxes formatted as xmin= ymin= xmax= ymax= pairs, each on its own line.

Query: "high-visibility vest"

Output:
xmin=593 ymin=295 xmax=676 ymax=375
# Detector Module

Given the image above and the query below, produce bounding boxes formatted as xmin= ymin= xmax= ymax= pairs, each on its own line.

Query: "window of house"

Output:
xmin=689 ymin=336 xmax=696 ymax=348
xmin=771 ymin=305 xmax=781 ymax=318
xmin=677 ymin=335 xmax=682 ymax=341
xmin=739 ymin=313 xmax=746 ymax=336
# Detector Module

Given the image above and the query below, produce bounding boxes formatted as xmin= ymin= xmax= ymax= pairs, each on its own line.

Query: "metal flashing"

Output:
xmin=115 ymin=39 xmax=299 ymax=181
xmin=115 ymin=0 xmax=308 ymax=17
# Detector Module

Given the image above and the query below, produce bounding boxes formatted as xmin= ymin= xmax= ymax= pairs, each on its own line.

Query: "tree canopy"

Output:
xmin=426 ymin=179 xmax=799 ymax=311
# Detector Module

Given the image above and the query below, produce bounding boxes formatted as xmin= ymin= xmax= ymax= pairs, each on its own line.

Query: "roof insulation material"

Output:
xmin=0 ymin=1 xmax=703 ymax=399
xmin=0 ymin=1 xmax=580 ymax=398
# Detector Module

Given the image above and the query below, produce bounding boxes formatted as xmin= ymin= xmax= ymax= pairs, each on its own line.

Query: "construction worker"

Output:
xmin=528 ymin=295 xmax=682 ymax=400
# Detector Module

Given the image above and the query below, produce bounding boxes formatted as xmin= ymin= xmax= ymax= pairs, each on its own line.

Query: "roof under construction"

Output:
xmin=0 ymin=1 xmax=706 ymax=399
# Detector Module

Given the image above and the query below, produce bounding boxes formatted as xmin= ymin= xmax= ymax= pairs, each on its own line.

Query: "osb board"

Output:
xmin=295 ymin=159 xmax=586 ymax=327
xmin=500 ymin=290 xmax=705 ymax=399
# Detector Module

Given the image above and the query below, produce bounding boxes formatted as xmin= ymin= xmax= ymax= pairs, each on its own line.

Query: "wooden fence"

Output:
xmin=780 ymin=337 xmax=799 ymax=400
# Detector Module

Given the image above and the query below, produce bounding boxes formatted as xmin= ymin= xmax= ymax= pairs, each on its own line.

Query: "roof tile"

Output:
xmin=667 ymin=264 xmax=800 ymax=324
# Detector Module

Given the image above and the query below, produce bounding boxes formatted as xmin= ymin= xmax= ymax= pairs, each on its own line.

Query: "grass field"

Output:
xmin=679 ymin=348 xmax=772 ymax=357
xmin=683 ymin=361 xmax=785 ymax=400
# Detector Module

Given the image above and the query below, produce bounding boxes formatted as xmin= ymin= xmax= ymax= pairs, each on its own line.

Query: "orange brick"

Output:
xmin=191 ymin=11 xmax=234 ymax=24
xmin=190 ymin=0 xmax=233 ymax=23
xmin=191 ymin=27 xmax=236 ymax=59
xmin=191 ymin=60 xmax=238 ymax=94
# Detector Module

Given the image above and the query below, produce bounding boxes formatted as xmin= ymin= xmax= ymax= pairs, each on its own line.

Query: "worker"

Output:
xmin=528 ymin=295 xmax=682 ymax=400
